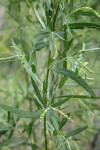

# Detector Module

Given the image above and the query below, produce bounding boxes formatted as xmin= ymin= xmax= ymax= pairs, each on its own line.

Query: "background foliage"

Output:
xmin=0 ymin=0 xmax=100 ymax=150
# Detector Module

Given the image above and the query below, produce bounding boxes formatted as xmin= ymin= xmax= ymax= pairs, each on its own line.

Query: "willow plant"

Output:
xmin=0 ymin=0 xmax=100 ymax=150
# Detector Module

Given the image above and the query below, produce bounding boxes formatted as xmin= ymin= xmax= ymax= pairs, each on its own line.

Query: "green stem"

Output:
xmin=53 ymin=0 xmax=62 ymax=31
xmin=43 ymin=51 xmax=51 ymax=150
xmin=26 ymin=73 xmax=37 ymax=149
xmin=45 ymin=51 xmax=51 ymax=98
xmin=44 ymin=115 xmax=47 ymax=150
xmin=29 ymin=98 xmax=37 ymax=147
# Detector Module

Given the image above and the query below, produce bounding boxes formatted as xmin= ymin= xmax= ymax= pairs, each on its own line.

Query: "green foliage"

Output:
xmin=0 ymin=0 xmax=100 ymax=149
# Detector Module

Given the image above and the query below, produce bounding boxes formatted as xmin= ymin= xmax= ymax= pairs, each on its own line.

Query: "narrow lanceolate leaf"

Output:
xmin=0 ymin=104 xmax=41 ymax=119
xmin=23 ymin=61 xmax=42 ymax=85
xmin=21 ymin=33 xmax=29 ymax=61
xmin=28 ymin=121 xmax=33 ymax=137
xmin=65 ymin=23 xmax=100 ymax=30
xmin=62 ymin=36 xmax=73 ymax=58
xmin=65 ymin=126 xmax=88 ymax=138
xmin=59 ymin=114 xmax=70 ymax=130
xmin=59 ymin=76 xmax=68 ymax=88
xmin=34 ymin=8 xmax=46 ymax=29
xmin=9 ymin=138 xmax=28 ymax=148
xmin=55 ymin=95 xmax=100 ymax=100
xmin=72 ymin=7 xmax=100 ymax=18
xmin=49 ymin=110 xmax=59 ymax=136
xmin=0 ymin=137 xmax=27 ymax=147
xmin=52 ymin=97 xmax=71 ymax=107
xmin=31 ymin=78 xmax=45 ymax=107
xmin=53 ymin=68 xmax=95 ymax=96
xmin=32 ymin=42 xmax=48 ymax=52
xmin=54 ymin=32 xmax=65 ymax=41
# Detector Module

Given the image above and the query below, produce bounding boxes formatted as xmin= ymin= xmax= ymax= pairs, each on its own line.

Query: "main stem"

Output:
xmin=26 ymin=73 xmax=37 ymax=149
xmin=44 ymin=115 xmax=47 ymax=150
xmin=45 ymin=51 xmax=51 ymax=94
xmin=44 ymin=51 xmax=51 ymax=150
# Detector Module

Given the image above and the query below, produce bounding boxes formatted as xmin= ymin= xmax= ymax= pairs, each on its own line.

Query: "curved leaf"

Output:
xmin=31 ymin=77 xmax=45 ymax=107
xmin=23 ymin=61 xmax=42 ymax=85
xmin=72 ymin=7 xmax=100 ymax=18
xmin=64 ymin=23 xmax=100 ymax=30
xmin=53 ymin=68 xmax=95 ymax=96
